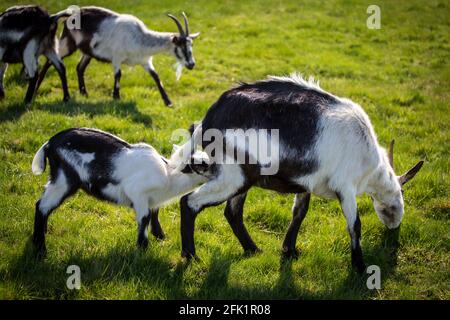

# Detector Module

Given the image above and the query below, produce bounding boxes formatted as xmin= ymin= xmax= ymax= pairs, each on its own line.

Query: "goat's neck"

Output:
xmin=140 ymin=31 xmax=174 ymax=55
xmin=163 ymin=170 xmax=207 ymax=201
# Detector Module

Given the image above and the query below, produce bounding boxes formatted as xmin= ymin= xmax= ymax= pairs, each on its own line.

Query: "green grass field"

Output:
xmin=0 ymin=0 xmax=448 ymax=299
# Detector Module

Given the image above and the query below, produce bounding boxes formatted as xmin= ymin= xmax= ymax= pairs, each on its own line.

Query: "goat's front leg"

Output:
xmin=338 ymin=190 xmax=366 ymax=273
xmin=150 ymin=208 xmax=165 ymax=240
xmin=133 ymin=199 xmax=152 ymax=249
xmin=224 ymin=192 xmax=260 ymax=254
xmin=0 ymin=62 xmax=7 ymax=100
xmin=111 ymin=60 xmax=123 ymax=100
xmin=282 ymin=192 xmax=311 ymax=259
xmin=143 ymin=60 xmax=172 ymax=107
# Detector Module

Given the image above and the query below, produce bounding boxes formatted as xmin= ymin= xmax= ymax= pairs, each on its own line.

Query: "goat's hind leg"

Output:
xmin=150 ymin=208 xmax=165 ymax=240
xmin=0 ymin=62 xmax=7 ymax=100
xmin=45 ymin=50 xmax=70 ymax=101
xmin=33 ymin=170 xmax=78 ymax=257
xmin=180 ymin=164 xmax=246 ymax=259
xmin=76 ymin=54 xmax=91 ymax=96
xmin=224 ymin=192 xmax=260 ymax=254
xmin=282 ymin=192 xmax=311 ymax=259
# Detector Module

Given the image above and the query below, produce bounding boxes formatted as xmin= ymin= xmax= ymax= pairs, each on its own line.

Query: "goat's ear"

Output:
xmin=398 ymin=160 xmax=424 ymax=186
xmin=172 ymin=35 xmax=180 ymax=44
xmin=189 ymin=32 xmax=200 ymax=39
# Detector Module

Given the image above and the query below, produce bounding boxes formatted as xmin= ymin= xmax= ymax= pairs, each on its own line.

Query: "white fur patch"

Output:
xmin=58 ymin=149 xmax=95 ymax=182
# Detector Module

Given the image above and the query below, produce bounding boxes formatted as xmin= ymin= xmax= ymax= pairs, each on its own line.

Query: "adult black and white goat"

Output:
xmin=170 ymin=74 xmax=424 ymax=272
xmin=36 ymin=6 xmax=200 ymax=106
xmin=0 ymin=5 xmax=70 ymax=103
xmin=31 ymin=128 xmax=210 ymax=256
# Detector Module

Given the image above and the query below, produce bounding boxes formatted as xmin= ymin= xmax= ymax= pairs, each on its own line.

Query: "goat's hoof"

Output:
xmin=152 ymin=230 xmax=165 ymax=241
xmin=32 ymin=241 xmax=47 ymax=259
xmin=244 ymin=247 xmax=262 ymax=257
xmin=353 ymin=262 xmax=366 ymax=274
xmin=80 ymin=90 xmax=88 ymax=97
xmin=0 ymin=91 xmax=4 ymax=100
xmin=164 ymin=100 xmax=173 ymax=107
xmin=282 ymin=247 xmax=301 ymax=260
xmin=137 ymin=238 xmax=149 ymax=250
xmin=63 ymin=95 xmax=70 ymax=102
xmin=181 ymin=250 xmax=197 ymax=261
xmin=113 ymin=93 xmax=120 ymax=100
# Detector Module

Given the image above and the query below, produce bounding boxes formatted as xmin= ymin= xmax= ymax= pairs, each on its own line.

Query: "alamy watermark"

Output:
xmin=367 ymin=5 xmax=381 ymax=29
xmin=66 ymin=264 xmax=81 ymax=290
xmin=171 ymin=127 xmax=280 ymax=175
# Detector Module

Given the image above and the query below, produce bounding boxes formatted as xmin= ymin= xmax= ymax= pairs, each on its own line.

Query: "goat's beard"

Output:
xmin=174 ymin=62 xmax=183 ymax=81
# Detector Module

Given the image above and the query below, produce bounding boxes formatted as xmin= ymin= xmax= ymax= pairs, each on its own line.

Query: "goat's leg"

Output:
xmin=35 ymin=60 xmax=52 ymax=94
xmin=23 ymin=41 xmax=40 ymax=104
xmin=33 ymin=170 xmax=78 ymax=257
xmin=143 ymin=60 xmax=172 ymax=107
xmin=76 ymin=54 xmax=91 ymax=96
xmin=149 ymin=208 xmax=165 ymax=240
xmin=338 ymin=190 xmax=366 ymax=273
xmin=133 ymin=200 xmax=151 ymax=249
xmin=0 ymin=62 xmax=7 ymax=100
xmin=112 ymin=67 xmax=121 ymax=100
xmin=35 ymin=30 xmax=76 ymax=93
xmin=180 ymin=164 xmax=246 ymax=259
xmin=45 ymin=50 xmax=70 ymax=102
xmin=282 ymin=192 xmax=311 ymax=259
xmin=224 ymin=192 xmax=260 ymax=254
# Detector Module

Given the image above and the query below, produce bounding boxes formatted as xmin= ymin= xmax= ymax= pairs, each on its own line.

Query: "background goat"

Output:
xmin=0 ymin=5 xmax=70 ymax=103
xmin=171 ymin=74 xmax=424 ymax=273
xmin=35 ymin=6 xmax=200 ymax=106
xmin=31 ymin=128 xmax=210 ymax=256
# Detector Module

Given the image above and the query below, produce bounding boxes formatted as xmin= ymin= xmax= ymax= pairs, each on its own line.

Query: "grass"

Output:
xmin=0 ymin=0 xmax=449 ymax=300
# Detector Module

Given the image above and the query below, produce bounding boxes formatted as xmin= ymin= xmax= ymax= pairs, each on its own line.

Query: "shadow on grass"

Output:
xmin=3 ymin=228 xmax=401 ymax=299
xmin=331 ymin=227 xmax=401 ymax=299
xmin=0 ymin=99 xmax=152 ymax=126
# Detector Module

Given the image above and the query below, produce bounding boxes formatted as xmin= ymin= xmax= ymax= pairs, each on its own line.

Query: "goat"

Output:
xmin=170 ymin=73 xmax=424 ymax=272
xmin=0 ymin=5 xmax=70 ymax=103
xmin=35 ymin=6 xmax=200 ymax=106
xmin=31 ymin=128 xmax=210 ymax=256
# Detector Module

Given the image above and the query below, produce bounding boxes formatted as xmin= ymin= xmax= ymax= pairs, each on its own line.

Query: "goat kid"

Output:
xmin=31 ymin=128 xmax=210 ymax=256
xmin=35 ymin=6 xmax=200 ymax=106
xmin=0 ymin=5 xmax=70 ymax=103
xmin=171 ymin=74 xmax=424 ymax=272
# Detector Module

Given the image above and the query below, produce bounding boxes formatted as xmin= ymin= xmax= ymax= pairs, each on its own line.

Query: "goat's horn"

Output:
xmin=167 ymin=14 xmax=185 ymax=37
xmin=182 ymin=12 xmax=189 ymax=36
xmin=388 ymin=139 xmax=395 ymax=169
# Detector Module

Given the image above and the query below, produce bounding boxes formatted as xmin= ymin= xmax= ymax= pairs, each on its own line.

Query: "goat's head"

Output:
xmin=372 ymin=140 xmax=424 ymax=229
xmin=171 ymin=144 xmax=211 ymax=178
xmin=167 ymin=12 xmax=200 ymax=70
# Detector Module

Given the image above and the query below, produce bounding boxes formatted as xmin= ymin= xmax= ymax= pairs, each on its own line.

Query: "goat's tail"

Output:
xmin=50 ymin=8 xmax=73 ymax=23
xmin=168 ymin=124 xmax=203 ymax=172
xmin=32 ymin=142 xmax=49 ymax=175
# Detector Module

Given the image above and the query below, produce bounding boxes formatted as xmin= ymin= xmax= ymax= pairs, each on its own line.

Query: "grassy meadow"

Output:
xmin=0 ymin=0 xmax=448 ymax=299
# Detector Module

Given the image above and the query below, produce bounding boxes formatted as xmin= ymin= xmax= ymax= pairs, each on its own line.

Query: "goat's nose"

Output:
xmin=186 ymin=62 xmax=195 ymax=70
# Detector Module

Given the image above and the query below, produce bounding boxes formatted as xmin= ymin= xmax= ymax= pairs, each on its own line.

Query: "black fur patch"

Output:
xmin=200 ymin=78 xmax=338 ymax=193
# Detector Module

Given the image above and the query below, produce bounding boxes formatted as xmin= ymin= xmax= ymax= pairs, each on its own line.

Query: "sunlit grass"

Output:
xmin=0 ymin=0 xmax=448 ymax=299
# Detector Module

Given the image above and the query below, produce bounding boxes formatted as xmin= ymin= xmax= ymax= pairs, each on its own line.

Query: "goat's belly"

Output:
xmin=101 ymin=183 xmax=131 ymax=206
